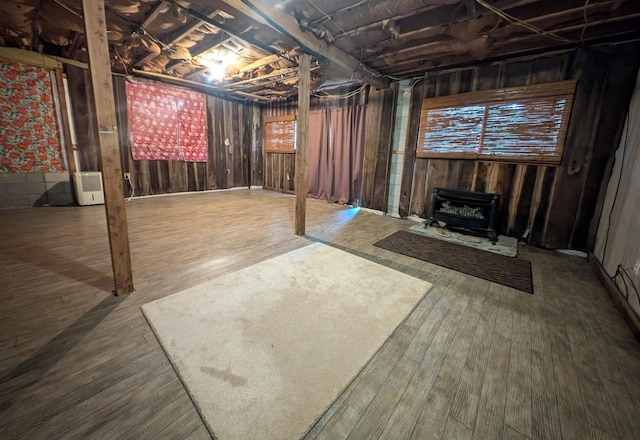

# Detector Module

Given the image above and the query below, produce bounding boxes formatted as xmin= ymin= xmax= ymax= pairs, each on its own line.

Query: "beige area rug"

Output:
xmin=141 ymin=243 xmax=432 ymax=440
xmin=409 ymin=223 xmax=518 ymax=257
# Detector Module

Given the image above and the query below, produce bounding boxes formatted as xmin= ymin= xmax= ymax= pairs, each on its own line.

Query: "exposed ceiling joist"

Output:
xmin=140 ymin=1 xmax=166 ymax=28
xmin=164 ymin=0 xmax=289 ymax=61
xmin=226 ymin=66 xmax=305 ymax=89
xmin=164 ymin=26 xmax=251 ymax=73
xmin=2 ymin=0 xmax=639 ymax=99
xmin=132 ymin=68 xmax=271 ymax=101
xmin=237 ymin=0 xmax=390 ymax=89
xmin=135 ymin=9 xmax=221 ymax=67
xmin=238 ymin=52 xmax=296 ymax=73
xmin=212 ymin=0 xmax=268 ymax=25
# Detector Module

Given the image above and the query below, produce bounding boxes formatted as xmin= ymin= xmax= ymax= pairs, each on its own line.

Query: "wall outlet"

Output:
xmin=634 ymin=259 xmax=640 ymax=276
xmin=124 ymin=172 xmax=131 ymax=180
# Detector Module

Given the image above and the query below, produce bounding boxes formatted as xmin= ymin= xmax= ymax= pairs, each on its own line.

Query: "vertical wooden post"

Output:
xmin=53 ymin=68 xmax=77 ymax=174
xmin=295 ymin=54 xmax=310 ymax=236
xmin=81 ymin=0 xmax=134 ymax=295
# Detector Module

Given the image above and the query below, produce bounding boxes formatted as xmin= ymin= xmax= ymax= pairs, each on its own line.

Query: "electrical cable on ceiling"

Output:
xmin=312 ymin=84 xmax=367 ymax=99
xmin=51 ymin=0 xmax=81 ymax=18
xmin=113 ymin=45 xmax=129 ymax=76
xmin=304 ymin=0 xmax=389 ymax=83
xmin=580 ymin=0 xmax=590 ymax=46
xmin=476 ymin=0 xmax=574 ymax=44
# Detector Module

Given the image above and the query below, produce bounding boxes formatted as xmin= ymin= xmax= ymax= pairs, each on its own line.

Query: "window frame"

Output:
xmin=264 ymin=114 xmax=297 ymax=154
xmin=416 ymin=80 xmax=577 ymax=164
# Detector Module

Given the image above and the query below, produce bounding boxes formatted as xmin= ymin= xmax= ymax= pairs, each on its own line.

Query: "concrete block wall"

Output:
xmin=0 ymin=172 xmax=75 ymax=209
xmin=387 ymin=79 xmax=412 ymax=217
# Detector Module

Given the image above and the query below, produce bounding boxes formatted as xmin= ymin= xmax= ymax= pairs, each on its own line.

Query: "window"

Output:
xmin=264 ymin=114 xmax=296 ymax=153
xmin=417 ymin=80 xmax=576 ymax=164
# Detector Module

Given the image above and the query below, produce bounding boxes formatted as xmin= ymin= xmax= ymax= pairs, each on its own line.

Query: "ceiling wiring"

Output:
xmin=476 ymin=0 xmax=575 ymax=44
xmin=312 ymin=83 xmax=367 ymax=99
xmin=580 ymin=0 xmax=591 ymax=45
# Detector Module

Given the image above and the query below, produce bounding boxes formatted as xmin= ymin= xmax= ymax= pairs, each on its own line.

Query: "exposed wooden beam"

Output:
xmin=295 ymin=54 xmax=310 ymax=236
xmin=164 ymin=31 xmax=237 ymax=73
xmin=0 ymin=46 xmax=62 ymax=69
xmin=81 ymin=0 xmax=134 ymax=295
xmin=135 ymin=9 xmax=221 ymax=67
xmin=131 ymin=68 xmax=271 ymax=101
xmin=165 ymin=0 xmax=287 ymax=60
xmin=378 ymin=22 xmax=640 ymax=77
xmin=309 ymin=0 xmax=369 ymax=27
xmin=335 ymin=0 xmax=538 ymax=43
xmin=31 ymin=0 xmax=41 ymax=52
xmin=141 ymin=1 xmax=167 ymax=28
xmin=213 ymin=0 xmax=268 ymax=25
xmin=227 ymin=66 xmax=322 ymax=92
xmin=226 ymin=66 xmax=302 ymax=88
xmin=372 ymin=9 xmax=640 ymax=75
xmin=53 ymin=68 xmax=77 ymax=174
xmin=365 ymin=0 xmax=601 ymax=57
xmin=239 ymin=0 xmax=389 ymax=89
xmin=493 ymin=11 xmax=640 ymax=48
xmin=238 ymin=52 xmax=294 ymax=73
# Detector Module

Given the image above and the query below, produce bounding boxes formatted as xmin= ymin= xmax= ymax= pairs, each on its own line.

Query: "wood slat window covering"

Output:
xmin=417 ymin=80 xmax=576 ymax=164
xmin=265 ymin=114 xmax=296 ymax=153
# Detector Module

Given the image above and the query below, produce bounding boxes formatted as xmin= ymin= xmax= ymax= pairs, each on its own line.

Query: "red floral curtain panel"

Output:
xmin=0 ymin=61 xmax=64 ymax=173
xmin=126 ymin=81 xmax=207 ymax=162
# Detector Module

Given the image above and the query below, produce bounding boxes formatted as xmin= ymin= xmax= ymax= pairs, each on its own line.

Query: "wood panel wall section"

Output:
xmin=361 ymin=85 xmax=397 ymax=211
xmin=66 ymin=65 xmax=100 ymax=172
xmin=262 ymin=87 xmax=396 ymax=211
xmin=110 ymin=76 xmax=257 ymax=196
xmin=400 ymin=44 xmax=640 ymax=250
xmin=67 ymin=71 xmax=259 ymax=196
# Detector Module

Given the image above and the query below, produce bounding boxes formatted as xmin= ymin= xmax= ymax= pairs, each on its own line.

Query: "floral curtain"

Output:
xmin=126 ymin=81 xmax=208 ymax=162
xmin=0 ymin=61 xmax=64 ymax=173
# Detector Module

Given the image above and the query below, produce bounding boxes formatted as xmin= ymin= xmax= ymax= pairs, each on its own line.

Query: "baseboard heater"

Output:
xmin=427 ymin=187 xmax=501 ymax=244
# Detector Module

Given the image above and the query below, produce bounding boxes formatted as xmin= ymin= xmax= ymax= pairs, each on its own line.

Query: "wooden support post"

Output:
xmin=81 ymin=0 xmax=134 ymax=295
xmin=53 ymin=68 xmax=77 ymax=174
xmin=294 ymin=54 xmax=310 ymax=236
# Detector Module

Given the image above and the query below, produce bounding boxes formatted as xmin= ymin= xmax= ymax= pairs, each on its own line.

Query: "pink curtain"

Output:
xmin=307 ymin=109 xmax=331 ymax=201
xmin=126 ymin=81 xmax=207 ymax=162
xmin=307 ymin=105 xmax=366 ymax=205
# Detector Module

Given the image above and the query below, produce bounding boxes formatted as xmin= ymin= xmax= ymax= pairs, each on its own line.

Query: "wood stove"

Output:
xmin=427 ymin=187 xmax=501 ymax=244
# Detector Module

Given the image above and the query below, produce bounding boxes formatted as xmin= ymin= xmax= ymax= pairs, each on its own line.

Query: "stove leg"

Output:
xmin=488 ymin=230 xmax=498 ymax=245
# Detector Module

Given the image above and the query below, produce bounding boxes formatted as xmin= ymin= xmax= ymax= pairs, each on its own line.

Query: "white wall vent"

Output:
xmin=73 ymin=172 xmax=105 ymax=206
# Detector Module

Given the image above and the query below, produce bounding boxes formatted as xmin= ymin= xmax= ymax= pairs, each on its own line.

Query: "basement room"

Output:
xmin=2 ymin=1 xmax=640 ymax=439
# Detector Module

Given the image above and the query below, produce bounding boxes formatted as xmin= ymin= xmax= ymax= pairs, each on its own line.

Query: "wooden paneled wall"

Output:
xmin=262 ymin=87 xmax=396 ymax=211
xmin=593 ymin=68 xmax=640 ymax=314
xmin=68 ymin=70 xmax=260 ymax=196
xmin=361 ymin=86 xmax=397 ymax=211
xmin=66 ymin=65 xmax=100 ymax=172
xmin=400 ymin=44 xmax=640 ymax=250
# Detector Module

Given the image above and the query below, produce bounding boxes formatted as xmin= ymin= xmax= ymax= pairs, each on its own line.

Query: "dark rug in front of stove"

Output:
xmin=374 ymin=230 xmax=533 ymax=294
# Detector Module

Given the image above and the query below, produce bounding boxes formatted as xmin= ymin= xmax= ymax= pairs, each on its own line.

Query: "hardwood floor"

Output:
xmin=1 ymin=189 xmax=639 ymax=439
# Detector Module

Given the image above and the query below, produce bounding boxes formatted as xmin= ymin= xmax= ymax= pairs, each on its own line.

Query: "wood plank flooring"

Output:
xmin=1 ymin=189 xmax=639 ymax=439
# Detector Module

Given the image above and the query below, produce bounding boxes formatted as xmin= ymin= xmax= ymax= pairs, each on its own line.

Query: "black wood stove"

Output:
xmin=427 ymin=187 xmax=501 ymax=244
